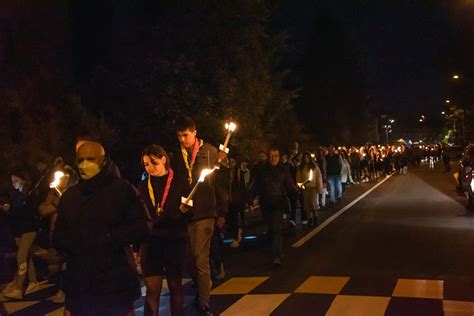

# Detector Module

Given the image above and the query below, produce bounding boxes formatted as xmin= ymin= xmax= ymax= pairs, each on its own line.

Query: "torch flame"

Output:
xmin=198 ymin=168 xmax=217 ymax=183
xmin=50 ymin=171 xmax=65 ymax=188
xmin=225 ymin=122 xmax=237 ymax=132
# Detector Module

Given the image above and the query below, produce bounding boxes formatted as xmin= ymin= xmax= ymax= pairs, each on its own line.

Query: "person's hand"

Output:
xmin=218 ymin=151 xmax=228 ymax=163
xmin=1 ymin=203 xmax=10 ymax=212
xmin=179 ymin=204 xmax=190 ymax=213
xmin=216 ymin=216 xmax=225 ymax=229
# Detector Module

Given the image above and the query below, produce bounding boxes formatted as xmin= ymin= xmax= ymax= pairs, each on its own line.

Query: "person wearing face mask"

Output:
xmin=137 ymin=145 xmax=188 ymax=316
xmin=54 ymin=141 xmax=150 ymax=316
xmin=1 ymin=169 xmax=40 ymax=299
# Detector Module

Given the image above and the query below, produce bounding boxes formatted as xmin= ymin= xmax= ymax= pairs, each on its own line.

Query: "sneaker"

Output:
xmin=216 ymin=262 xmax=225 ymax=280
xmin=199 ymin=304 xmax=213 ymax=316
xmin=272 ymin=257 xmax=282 ymax=266
xmin=3 ymin=288 xmax=22 ymax=299
xmin=301 ymin=220 xmax=308 ymax=225
xmin=230 ymin=240 xmax=240 ymax=248
xmin=52 ymin=290 xmax=65 ymax=303
xmin=33 ymin=247 xmax=48 ymax=256
xmin=289 ymin=220 xmax=296 ymax=227
xmin=1 ymin=280 xmax=16 ymax=294
xmin=25 ymin=282 xmax=38 ymax=295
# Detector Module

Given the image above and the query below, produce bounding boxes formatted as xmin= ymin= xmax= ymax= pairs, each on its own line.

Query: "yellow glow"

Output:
xmin=198 ymin=168 xmax=217 ymax=183
xmin=50 ymin=171 xmax=65 ymax=188
xmin=225 ymin=122 xmax=237 ymax=132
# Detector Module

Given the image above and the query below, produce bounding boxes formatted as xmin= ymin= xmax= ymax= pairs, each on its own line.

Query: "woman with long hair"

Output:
xmin=296 ymin=152 xmax=323 ymax=226
xmin=138 ymin=145 xmax=188 ymax=316
xmin=1 ymin=169 xmax=39 ymax=299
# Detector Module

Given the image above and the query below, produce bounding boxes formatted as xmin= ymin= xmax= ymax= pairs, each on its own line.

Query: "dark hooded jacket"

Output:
xmin=54 ymin=160 xmax=150 ymax=307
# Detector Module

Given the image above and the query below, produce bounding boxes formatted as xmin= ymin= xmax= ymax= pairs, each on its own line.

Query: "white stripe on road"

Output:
xmin=292 ymin=175 xmax=393 ymax=248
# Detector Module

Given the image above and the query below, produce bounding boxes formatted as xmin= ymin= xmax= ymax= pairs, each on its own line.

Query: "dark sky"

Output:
xmin=277 ymin=0 xmax=473 ymax=134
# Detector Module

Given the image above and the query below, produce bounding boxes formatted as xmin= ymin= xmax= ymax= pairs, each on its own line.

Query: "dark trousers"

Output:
xmin=227 ymin=203 xmax=244 ymax=240
xmin=288 ymin=192 xmax=298 ymax=221
xmin=261 ymin=207 xmax=283 ymax=259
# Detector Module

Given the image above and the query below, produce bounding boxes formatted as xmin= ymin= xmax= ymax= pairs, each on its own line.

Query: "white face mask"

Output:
xmin=78 ymin=160 xmax=101 ymax=180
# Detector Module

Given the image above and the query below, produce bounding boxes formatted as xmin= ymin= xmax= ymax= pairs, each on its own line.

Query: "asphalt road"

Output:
xmin=197 ymin=162 xmax=474 ymax=315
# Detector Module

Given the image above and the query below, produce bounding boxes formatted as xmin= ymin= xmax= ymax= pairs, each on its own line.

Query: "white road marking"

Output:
xmin=292 ymin=175 xmax=393 ymax=248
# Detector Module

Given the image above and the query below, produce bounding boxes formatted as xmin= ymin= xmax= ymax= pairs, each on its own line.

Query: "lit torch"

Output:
xmin=218 ymin=121 xmax=237 ymax=162
xmin=181 ymin=167 xmax=217 ymax=209
xmin=50 ymin=171 xmax=65 ymax=196
xmin=297 ymin=169 xmax=313 ymax=189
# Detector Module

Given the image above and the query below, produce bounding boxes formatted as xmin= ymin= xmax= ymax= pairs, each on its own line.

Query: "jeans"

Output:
xmin=327 ymin=175 xmax=342 ymax=204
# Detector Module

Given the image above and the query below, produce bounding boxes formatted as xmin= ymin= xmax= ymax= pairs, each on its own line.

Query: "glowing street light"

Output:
xmin=445 ymin=100 xmax=450 ymax=103
xmin=441 ymin=111 xmax=445 ymax=115
xmin=453 ymin=74 xmax=460 ymax=79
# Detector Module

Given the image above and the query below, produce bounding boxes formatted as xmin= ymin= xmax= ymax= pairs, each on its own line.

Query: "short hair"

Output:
xmin=267 ymin=146 xmax=280 ymax=154
xmin=175 ymin=116 xmax=196 ymax=132
xmin=141 ymin=145 xmax=170 ymax=171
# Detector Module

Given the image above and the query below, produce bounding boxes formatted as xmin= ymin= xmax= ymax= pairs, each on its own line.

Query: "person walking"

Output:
xmin=54 ymin=141 xmax=150 ymax=316
xmin=325 ymin=146 xmax=343 ymax=205
xmin=296 ymin=152 xmax=323 ymax=226
xmin=172 ymin=116 xmax=228 ymax=316
xmin=1 ymin=169 xmax=39 ymax=299
xmin=138 ymin=145 xmax=188 ymax=316
xmin=250 ymin=147 xmax=296 ymax=265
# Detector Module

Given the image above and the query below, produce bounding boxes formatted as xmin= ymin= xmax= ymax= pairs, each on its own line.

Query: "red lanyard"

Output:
xmin=148 ymin=168 xmax=174 ymax=214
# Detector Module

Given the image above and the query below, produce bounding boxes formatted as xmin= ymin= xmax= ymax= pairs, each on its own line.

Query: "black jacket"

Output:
xmin=7 ymin=188 xmax=39 ymax=236
xmin=251 ymin=163 xmax=296 ymax=209
xmin=54 ymin=162 xmax=149 ymax=306
xmin=138 ymin=172 xmax=188 ymax=238
xmin=171 ymin=141 xmax=229 ymax=221
xmin=326 ymin=153 xmax=342 ymax=176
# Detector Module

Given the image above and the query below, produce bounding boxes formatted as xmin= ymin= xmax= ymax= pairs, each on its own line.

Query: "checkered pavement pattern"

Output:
xmin=208 ymin=276 xmax=474 ymax=315
xmin=2 ymin=276 xmax=474 ymax=315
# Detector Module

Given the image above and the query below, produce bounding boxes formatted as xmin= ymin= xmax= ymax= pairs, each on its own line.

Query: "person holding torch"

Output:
xmin=138 ymin=145 xmax=188 ymax=316
xmin=172 ymin=116 xmax=229 ymax=316
xmin=296 ymin=152 xmax=323 ymax=226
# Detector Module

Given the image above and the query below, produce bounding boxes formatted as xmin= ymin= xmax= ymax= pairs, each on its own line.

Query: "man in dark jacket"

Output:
xmin=172 ymin=116 xmax=228 ymax=316
xmin=326 ymin=145 xmax=343 ymax=205
xmin=251 ymin=147 xmax=296 ymax=265
xmin=54 ymin=141 xmax=150 ymax=316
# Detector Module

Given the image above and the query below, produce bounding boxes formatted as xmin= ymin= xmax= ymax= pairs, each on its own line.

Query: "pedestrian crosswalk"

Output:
xmin=208 ymin=275 xmax=474 ymax=315
xmin=2 ymin=275 xmax=474 ymax=315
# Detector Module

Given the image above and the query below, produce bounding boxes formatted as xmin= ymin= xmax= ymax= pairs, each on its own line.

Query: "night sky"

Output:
xmin=277 ymin=0 xmax=473 ymax=136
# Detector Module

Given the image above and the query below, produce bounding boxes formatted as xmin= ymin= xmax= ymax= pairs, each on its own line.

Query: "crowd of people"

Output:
xmin=0 ymin=116 xmax=448 ymax=315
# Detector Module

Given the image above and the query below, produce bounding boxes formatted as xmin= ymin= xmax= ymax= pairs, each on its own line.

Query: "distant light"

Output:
xmin=453 ymin=75 xmax=460 ymax=79
xmin=441 ymin=111 xmax=445 ymax=115
xmin=419 ymin=119 xmax=423 ymax=122
xmin=445 ymin=100 xmax=450 ymax=103
xmin=244 ymin=236 xmax=257 ymax=240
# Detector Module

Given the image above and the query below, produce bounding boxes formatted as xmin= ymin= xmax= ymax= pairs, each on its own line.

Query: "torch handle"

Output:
xmin=184 ymin=183 xmax=199 ymax=205
xmin=54 ymin=187 xmax=62 ymax=197
xmin=222 ymin=132 xmax=231 ymax=152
